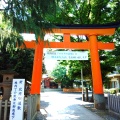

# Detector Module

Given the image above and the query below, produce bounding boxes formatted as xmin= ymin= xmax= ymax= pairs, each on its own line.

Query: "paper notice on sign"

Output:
xmin=45 ymin=51 xmax=88 ymax=60
xmin=9 ymin=79 xmax=25 ymax=120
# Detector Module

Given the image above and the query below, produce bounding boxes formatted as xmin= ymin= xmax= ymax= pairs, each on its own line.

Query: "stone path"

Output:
xmin=40 ymin=92 xmax=103 ymax=120
xmin=35 ymin=91 xmax=119 ymax=120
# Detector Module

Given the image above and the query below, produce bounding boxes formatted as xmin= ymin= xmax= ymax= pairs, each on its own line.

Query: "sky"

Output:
xmin=21 ymin=33 xmax=58 ymax=71
xmin=44 ymin=59 xmax=58 ymax=71
xmin=0 ymin=0 xmax=7 ymax=9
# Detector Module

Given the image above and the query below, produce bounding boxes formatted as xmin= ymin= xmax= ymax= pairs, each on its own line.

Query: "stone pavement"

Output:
xmin=35 ymin=91 xmax=118 ymax=120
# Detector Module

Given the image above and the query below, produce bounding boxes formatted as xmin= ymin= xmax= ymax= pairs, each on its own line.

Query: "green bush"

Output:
xmin=104 ymin=89 xmax=109 ymax=93
xmin=104 ymin=88 xmax=119 ymax=94
xmin=109 ymin=88 xmax=118 ymax=94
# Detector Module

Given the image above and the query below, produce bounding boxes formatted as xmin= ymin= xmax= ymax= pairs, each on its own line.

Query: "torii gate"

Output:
xmin=23 ymin=24 xmax=117 ymax=109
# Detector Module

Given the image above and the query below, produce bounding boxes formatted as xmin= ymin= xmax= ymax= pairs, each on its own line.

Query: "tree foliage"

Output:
xmin=1 ymin=0 xmax=120 ymax=86
xmin=59 ymin=60 xmax=91 ymax=80
xmin=51 ymin=64 xmax=66 ymax=82
xmin=2 ymin=0 xmax=120 ymax=38
xmin=47 ymin=0 xmax=120 ymax=24
xmin=51 ymin=64 xmax=73 ymax=88
xmin=0 ymin=48 xmax=34 ymax=80
xmin=0 ymin=12 xmax=23 ymax=51
xmin=2 ymin=0 xmax=74 ymax=39
xmin=0 ymin=48 xmax=47 ymax=81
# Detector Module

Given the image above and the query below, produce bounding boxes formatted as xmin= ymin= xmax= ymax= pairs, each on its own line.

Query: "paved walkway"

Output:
xmin=36 ymin=91 xmax=105 ymax=120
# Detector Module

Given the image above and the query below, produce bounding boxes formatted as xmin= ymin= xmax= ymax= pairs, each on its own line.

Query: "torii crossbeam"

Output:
xmin=22 ymin=23 xmax=117 ymax=109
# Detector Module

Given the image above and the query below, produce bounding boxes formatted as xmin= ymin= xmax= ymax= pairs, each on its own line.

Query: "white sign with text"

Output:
xmin=10 ymin=79 xmax=25 ymax=120
xmin=45 ymin=51 xmax=88 ymax=60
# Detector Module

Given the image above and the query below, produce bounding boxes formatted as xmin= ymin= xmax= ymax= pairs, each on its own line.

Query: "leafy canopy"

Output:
xmin=2 ymin=0 xmax=120 ymax=40
xmin=2 ymin=0 xmax=74 ymax=40
xmin=0 ymin=12 xmax=23 ymax=51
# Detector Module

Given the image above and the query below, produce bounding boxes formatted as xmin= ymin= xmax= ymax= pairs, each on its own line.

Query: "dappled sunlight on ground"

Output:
xmin=46 ymin=114 xmax=80 ymax=120
xmin=38 ymin=91 xmax=119 ymax=120
xmin=40 ymin=91 xmax=104 ymax=120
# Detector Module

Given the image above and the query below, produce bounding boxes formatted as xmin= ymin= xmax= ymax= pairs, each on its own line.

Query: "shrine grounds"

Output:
xmin=35 ymin=90 xmax=119 ymax=120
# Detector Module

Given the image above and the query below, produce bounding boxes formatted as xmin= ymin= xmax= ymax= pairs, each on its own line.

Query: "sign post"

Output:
xmin=81 ymin=68 xmax=85 ymax=101
xmin=9 ymin=79 xmax=25 ymax=120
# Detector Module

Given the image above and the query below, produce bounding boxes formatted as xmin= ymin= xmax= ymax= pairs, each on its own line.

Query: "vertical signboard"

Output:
xmin=10 ymin=79 xmax=25 ymax=120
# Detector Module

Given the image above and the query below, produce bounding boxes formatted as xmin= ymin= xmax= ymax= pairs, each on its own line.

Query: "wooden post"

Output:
xmin=89 ymin=35 xmax=105 ymax=109
xmin=4 ymin=100 xmax=8 ymax=120
xmin=85 ymin=88 xmax=88 ymax=102
xmin=27 ymin=95 xmax=32 ymax=120
xmin=30 ymin=39 xmax=44 ymax=94
xmin=0 ymin=100 xmax=2 ymax=120
xmin=37 ymin=94 xmax=40 ymax=111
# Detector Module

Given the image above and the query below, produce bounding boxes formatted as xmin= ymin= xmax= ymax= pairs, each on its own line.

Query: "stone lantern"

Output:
xmin=0 ymin=70 xmax=18 ymax=100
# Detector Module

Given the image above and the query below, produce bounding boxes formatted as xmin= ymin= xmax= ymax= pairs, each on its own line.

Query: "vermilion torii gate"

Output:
xmin=23 ymin=24 xmax=117 ymax=109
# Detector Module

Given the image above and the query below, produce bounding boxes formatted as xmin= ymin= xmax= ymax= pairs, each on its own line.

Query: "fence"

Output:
xmin=0 ymin=94 xmax=40 ymax=120
xmin=108 ymin=94 xmax=120 ymax=118
xmin=0 ymin=100 xmax=10 ymax=120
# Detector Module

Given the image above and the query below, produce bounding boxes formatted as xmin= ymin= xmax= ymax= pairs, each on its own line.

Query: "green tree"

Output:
xmin=99 ymin=50 xmax=115 ymax=87
xmin=108 ymin=29 xmax=120 ymax=67
xmin=58 ymin=59 xmax=92 ymax=87
xmin=51 ymin=64 xmax=66 ymax=82
xmin=0 ymin=48 xmax=34 ymax=80
xmin=48 ymin=0 xmax=120 ymax=24
xmin=1 ymin=0 xmax=120 ymax=85
xmin=51 ymin=64 xmax=73 ymax=88
xmin=0 ymin=48 xmax=47 ymax=81
xmin=2 ymin=0 xmax=75 ymax=39
xmin=2 ymin=1 xmax=120 ymax=38
xmin=0 ymin=11 xmax=23 ymax=52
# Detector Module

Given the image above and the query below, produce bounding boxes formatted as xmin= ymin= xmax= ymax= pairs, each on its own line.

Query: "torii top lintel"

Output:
xmin=23 ymin=23 xmax=119 ymax=50
xmin=51 ymin=23 xmax=116 ymax=35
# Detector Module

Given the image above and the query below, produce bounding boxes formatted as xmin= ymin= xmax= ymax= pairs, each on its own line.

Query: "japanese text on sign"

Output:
xmin=10 ymin=79 xmax=25 ymax=120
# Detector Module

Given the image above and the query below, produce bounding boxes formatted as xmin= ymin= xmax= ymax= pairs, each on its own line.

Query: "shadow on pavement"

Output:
xmin=40 ymin=100 xmax=50 ymax=109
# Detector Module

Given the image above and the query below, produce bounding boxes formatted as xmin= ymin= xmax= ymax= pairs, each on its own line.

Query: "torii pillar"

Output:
xmin=23 ymin=25 xmax=116 ymax=109
xmin=89 ymin=35 xmax=105 ymax=109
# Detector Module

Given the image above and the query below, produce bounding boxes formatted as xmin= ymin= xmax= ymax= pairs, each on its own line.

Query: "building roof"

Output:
xmin=0 ymin=70 xmax=18 ymax=75
xmin=107 ymin=74 xmax=120 ymax=78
